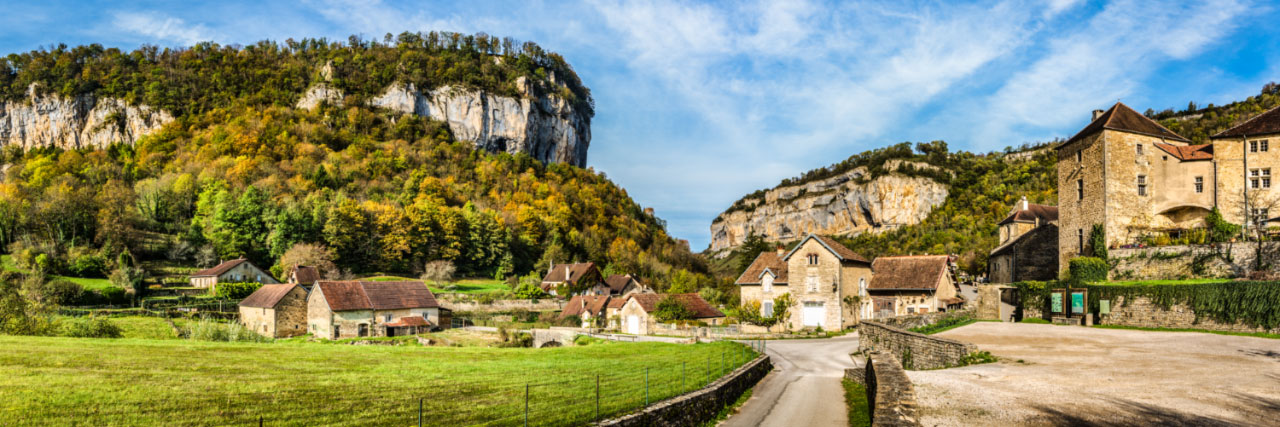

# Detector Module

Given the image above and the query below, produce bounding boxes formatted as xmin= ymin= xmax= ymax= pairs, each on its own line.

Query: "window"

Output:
xmin=1136 ymin=144 xmax=1144 ymax=155
xmin=807 ymin=254 xmax=818 ymax=265
xmin=1077 ymin=229 xmax=1084 ymax=252
xmin=1251 ymin=168 xmax=1271 ymax=189
xmin=358 ymin=324 xmax=369 ymax=337
xmin=805 ymin=275 xmax=818 ymax=293
xmin=1253 ymin=208 xmax=1270 ymax=225
xmin=1076 ymin=151 xmax=1082 ymax=162
xmin=762 ymin=300 xmax=774 ymax=318
xmin=907 ymin=307 xmax=916 ymax=314
xmin=1251 ymin=140 xmax=1258 ymax=152
xmin=1194 ymin=176 xmax=1203 ymax=193
xmin=1264 ymin=140 xmax=1271 ymax=152
xmin=1137 ymin=175 xmax=1147 ymax=196
xmin=1077 ymin=179 xmax=1084 ymax=200
xmin=422 ymin=313 xmax=430 ymax=320
xmin=383 ymin=314 xmax=392 ymax=322
xmin=333 ymin=325 xmax=341 ymax=338
xmin=859 ymin=278 xmax=867 ymax=297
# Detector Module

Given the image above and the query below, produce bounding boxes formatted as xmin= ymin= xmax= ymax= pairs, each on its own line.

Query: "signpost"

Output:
xmin=1050 ymin=288 xmax=1088 ymax=325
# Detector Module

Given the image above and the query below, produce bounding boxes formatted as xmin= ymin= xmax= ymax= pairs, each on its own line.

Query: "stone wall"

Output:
xmin=1099 ymin=295 xmax=1280 ymax=334
xmin=858 ymin=321 xmax=976 ymax=370
xmin=1109 ymin=243 xmax=1277 ymax=280
xmin=845 ymin=351 xmax=921 ymax=427
xmin=597 ymin=355 xmax=773 ymax=427
xmin=435 ymin=296 xmax=563 ymax=312
xmin=273 ymin=286 xmax=308 ymax=338
xmin=878 ymin=310 xmax=973 ymax=330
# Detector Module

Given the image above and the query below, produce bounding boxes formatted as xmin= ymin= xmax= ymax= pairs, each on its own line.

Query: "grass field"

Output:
xmin=0 ymin=335 xmax=755 ymax=426
xmin=0 ymin=254 xmax=116 ymax=291
xmin=362 ymin=276 xmax=510 ymax=294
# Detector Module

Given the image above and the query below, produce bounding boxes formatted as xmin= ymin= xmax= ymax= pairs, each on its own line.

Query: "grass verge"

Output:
xmin=701 ymin=388 xmax=752 ymax=427
xmin=1092 ymin=324 xmax=1280 ymax=339
xmin=842 ymin=378 xmax=871 ymax=427
xmin=1018 ymin=317 xmax=1051 ymax=324
xmin=0 ymin=335 xmax=755 ymax=425
xmin=910 ymin=317 xmax=976 ymax=335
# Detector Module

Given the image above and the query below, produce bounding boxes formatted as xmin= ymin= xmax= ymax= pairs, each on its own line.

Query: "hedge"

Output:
xmin=213 ymin=282 xmax=262 ymax=299
xmin=1012 ymin=280 xmax=1280 ymax=329
xmin=1068 ymin=257 xmax=1108 ymax=283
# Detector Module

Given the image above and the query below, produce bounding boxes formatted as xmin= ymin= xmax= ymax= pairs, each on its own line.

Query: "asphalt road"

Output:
xmin=723 ymin=334 xmax=859 ymax=427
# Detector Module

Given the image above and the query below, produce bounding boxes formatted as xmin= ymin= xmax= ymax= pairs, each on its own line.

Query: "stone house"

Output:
xmin=238 ymin=283 xmax=308 ymax=338
xmin=285 ymin=265 xmax=321 ymax=290
xmin=866 ymin=255 xmax=961 ymax=318
xmin=307 ymin=280 xmax=443 ymax=339
xmin=559 ymin=295 xmax=611 ymax=328
xmin=605 ymin=297 xmax=628 ymax=329
xmin=589 ymin=274 xmax=653 ymax=296
xmin=540 ymin=262 xmax=604 ymax=296
xmin=988 ymin=197 xmax=1059 ymax=283
xmin=617 ymin=293 xmax=725 ymax=335
xmin=736 ymin=234 xmax=873 ymax=331
xmin=1210 ymin=105 xmax=1280 ymax=227
xmin=189 ymin=258 xmax=279 ymax=291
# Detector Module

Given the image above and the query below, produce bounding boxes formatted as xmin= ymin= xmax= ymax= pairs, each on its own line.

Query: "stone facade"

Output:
xmin=597 ymin=355 xmax=773 ymax=427
xmin=784 ymin=237 xmax=873 ymax=330
xmin=1212 ymin=131 xmax=1280 ymax=225
xmin=618 ymin=297 xmax=652 ymax=335
xmin=1099 ymin=295 xmax=1280 ymax=334
xmin=857 ymin=321 xmax=977 ymax=370
xmin=845 ymin=351 xmax=922 ymax=427
xmin=306 ymin=285 xmax=441 ymax=339
xmin=238 ymin=285 xmax=308 ymax=338
xmin=190 ymin=260 xmax=279 ymax=289
xmin=1107 ymin=244 xmax=1271 ymax=280
xmin=989 ymin=220 xmax=1059 ymax=283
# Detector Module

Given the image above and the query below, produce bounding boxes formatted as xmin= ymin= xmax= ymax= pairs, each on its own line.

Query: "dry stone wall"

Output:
xmin=845 ymin=351 xmax=921 ymax=427
xmin=1099 ymin=295 xmax=1280 ymax=334
xmin=596 ymin=355 xmax=772 ymax=427
xmin=858 ymin=321 xmax=976 ymax=370
xmin=878 ymin=310 xmax=972 ymax=330
xmin=1109 ymin=243 xmax=1276 ymax=281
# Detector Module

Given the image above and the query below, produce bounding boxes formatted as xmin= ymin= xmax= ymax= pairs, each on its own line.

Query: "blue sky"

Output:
xmin=3 ymin=0 xmax=1279 ymax=250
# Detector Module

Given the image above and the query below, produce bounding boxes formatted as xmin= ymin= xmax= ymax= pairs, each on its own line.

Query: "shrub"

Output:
xmin=1206 ymin=207 xmax=1241 ymax=243
xmin=653 ymin=295 xmax=695 ymax=322
xmin=60 ymin=316 xmax=123 ymax=338
xmin=1088 ymin=224 xmax=1107 ymax=259
xmin=42 ymin=279 xmax=85 ymax=306
xmin=187 ymin=318 xmax=270 ymax=342
xmin=560 ymin=315 xmax=582 ymax=327
xmin=214 ymin=282 xmax=262 ymax=299
xmin=66 ymin=249 xmax=108 ymax=278
xmin=1068 ymin=257 xmax=1108 ymax=283
xmin=957 ymin=351 xmax=998 ymax=366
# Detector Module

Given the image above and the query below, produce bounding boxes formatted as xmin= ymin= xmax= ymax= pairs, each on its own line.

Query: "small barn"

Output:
xmin=190 ymin=258 xmax=279 ymax=291
xmin=307 ymin=280 xmax=443 ymax=339
xmin=559 ymin=295 xmax=611 ymax=328
xmin=238 ymin=283 xmax=308 ymax=338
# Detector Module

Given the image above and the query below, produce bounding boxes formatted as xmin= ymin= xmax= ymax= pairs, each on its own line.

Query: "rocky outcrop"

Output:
xmin=363 ymin=78 xmax=590 ymax=166
xmin=710 ymin=166 xmax=948 ymax=252
xmin=295 ymin=84 xmax=344 ymax=110
xmin=0 ymin=85 xmax=173 ymax=150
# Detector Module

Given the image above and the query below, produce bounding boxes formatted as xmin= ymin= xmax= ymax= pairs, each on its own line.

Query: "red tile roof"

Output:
xmin=627 ymin=293 xmax=724 ymax=319
xmin=1154 ymin=142 xmax=1213 ymax=161
xmin=316 ymin=280 xmax=439 ymax=311
xmin=605 ymin=274 xmax=642 ymax=293
xmin=607 ymin=297 xmax=629 ymax=309
xmin=735 ymin=251 xmax=788 ymax=285
xmin=868 ymin=255 xmax=951 ymax=291
xmin=541 ymin=262 xmax=599 ymax=285
xmin=385 ymin=316 xmax=430 ymax=327
xmin=560 ymin=295 xmax=611 ymax=319
xmin=1214 ymin=105 xmax=1280 ymax=138
xmin=998 ymin=203 xmax=1058 ymax=225
xmin=1060 ymin=102 xmax=1190 ymax=149
xmin=782 ymin=234 xmax=870 ymax=264
xmin=192 ymin=258 xmax=249 ymax=277
xmin=238 ymin=283 xmax=302 ymax=308
xmin=289 ymin=265 xmax=321 ymax=285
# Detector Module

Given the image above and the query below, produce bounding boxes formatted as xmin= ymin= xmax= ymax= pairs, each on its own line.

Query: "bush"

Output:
xmin=66 ymin=248 xmax=108 ymax=278
xmin=1068 ymin=257 xmax=1108 ymax=283
xmin=42 ymin=279 xmax=85 ymax=306
xmin=213 ymin=282 xmax=262 ymax=299
xmin=653 ymin=295 xmax=695 ymax=322
xmin=957 ymin=351 xmax=998 ymax=366
xmin=187 ymin=318 xmax=270 ymax=342
xmin=561 ymin=315 xmax=582 ymax=327
xmin=60 ymin=316 xmax=123 ymax=338
xmin=1207 ymin=207 xmax=1241 ymax=243
xmin=1089 ymin=224 xmax=1107 ymax=259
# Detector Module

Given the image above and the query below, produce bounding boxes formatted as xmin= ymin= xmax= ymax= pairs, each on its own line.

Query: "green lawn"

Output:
xmin=842 ymin=379 xmax=871 ymax=427
xmin=0 ymin=335 xmax=755 ymax=425
xmin=1092 ymin=278 xmax=1228 ymax=286
xmin=0 ymin=255 xmax=116 ymax=291
xmin=104 ymin=316 xmax=193 ymax=340
xmin=361 ymin=276 xmax=510 ymax=294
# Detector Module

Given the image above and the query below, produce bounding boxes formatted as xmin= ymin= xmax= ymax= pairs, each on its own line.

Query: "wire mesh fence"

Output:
xmin=16 ymin=341 xmax=766 ymax=426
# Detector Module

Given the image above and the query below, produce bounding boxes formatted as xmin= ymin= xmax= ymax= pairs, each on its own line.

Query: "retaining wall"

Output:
xmin=436 ymin=297 xmax=563 ymax=312
xmin=858 ymin=321 xmax=976 ymax=370
xmin=844 ymin=351 xmax=921 ymax=427
xmin=1099 ymin=295 xmax=1280 ymax=334
xmin=877 ymin=310 xmax=973 ymax=330
xmin=1108 ymin=243 xmax=1279 ymax=281
xmin=596 ymin=355 xmax=772 ymax=427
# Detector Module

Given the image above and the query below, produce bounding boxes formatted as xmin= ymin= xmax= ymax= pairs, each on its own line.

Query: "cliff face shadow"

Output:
xmin=1028 ymin=397 xmax=1248 ymax=427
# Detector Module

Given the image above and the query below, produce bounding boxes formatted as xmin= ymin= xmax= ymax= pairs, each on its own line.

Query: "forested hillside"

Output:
xmin=1150 ymin=82 xmax=1280 ymax=142
xmin=0 ymin=34 xmax=708 ymax=292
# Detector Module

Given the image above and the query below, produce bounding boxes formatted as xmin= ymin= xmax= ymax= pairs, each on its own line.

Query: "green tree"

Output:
xmin=653 ymin=295 xmax=695 ymax=323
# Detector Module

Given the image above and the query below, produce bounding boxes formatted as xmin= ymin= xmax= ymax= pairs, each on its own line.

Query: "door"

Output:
xmin=626 ymin=315 xmax=640 ymax=334
xmin=802 ymin=302 xmax=825 ymax=328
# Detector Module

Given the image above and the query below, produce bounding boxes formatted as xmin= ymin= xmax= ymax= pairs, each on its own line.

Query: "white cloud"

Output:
xmin=111 ymin=12 xmax=215 ymax=46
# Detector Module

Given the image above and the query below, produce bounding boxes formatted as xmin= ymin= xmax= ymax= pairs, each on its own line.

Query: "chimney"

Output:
xmin=1021 ymin=195 xmax=1029 ymax=211
xmin=565 ymin=265 xmax=572 ymax=279
xmin=775 ymin=244 xmax=786 ymax=257
xmin=1092 ymin=109 xmax=1105 ymax=121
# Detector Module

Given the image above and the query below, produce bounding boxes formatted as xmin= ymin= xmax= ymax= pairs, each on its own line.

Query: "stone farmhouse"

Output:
xmin=866 ymin=255 xmax=961 ymax=317
xmin=596 ymin=274 xmax=654 ymax=296
xmin=285 ymin=265 xmax=321 ymax=290
xmin=559 ymin=295 xmax=611 ymax=328
xmin=307 ymin=280 xmax=444 ymax=339
xmin=1056 ymin=103 xmax=1280 ymax=272
xmin=617 ymin=293 xmax=725 ymax=335
xmin=736 ymin=234 xmax=873 ymax=331
xmin=540 ymin=262 xmax=604 ymax=296
xmin=987 ymin=197 xmax=1059 ymax=283
xmin=238 ymin=283 xmax=308 ymax=338
xmin=189 ymin=258 xmax=279 ymax=291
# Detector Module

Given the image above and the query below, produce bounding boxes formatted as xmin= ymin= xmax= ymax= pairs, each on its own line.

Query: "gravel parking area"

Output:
xmin=910 ymin=322 xmax=1280 ymax=426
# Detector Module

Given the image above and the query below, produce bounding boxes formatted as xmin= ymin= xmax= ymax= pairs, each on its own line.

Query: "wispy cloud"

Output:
xmin=111 ymin=12 xmax=215 ymax=46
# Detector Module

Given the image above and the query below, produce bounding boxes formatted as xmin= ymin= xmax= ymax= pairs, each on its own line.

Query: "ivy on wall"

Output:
xmin=1012 ymin=280 xmax=1280 ymax=330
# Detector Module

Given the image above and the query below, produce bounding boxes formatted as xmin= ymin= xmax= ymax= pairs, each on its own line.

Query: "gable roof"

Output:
xmin=288 ymin=265 xmax=320 ymax=285
xmin=782 ymin=234 xmax=870 ymax=264
xmin=998 ymin=203 xmax=1059 ymax=226
xmin=385 ymin=316 xmax=430 ymax=327
xmin=990 ymin=223 xmax=1057 ymax=257
xmin=238 ymin=283 xmax=302 ymax=308
xmin=541 ymin=262 xmax=599 ymax=285
xmin=607 ymin=297 xmax=629 ymax=309
xmin=1154 ymin=142 xmax=1213 ymax=161
xmin=626 ymin=293 xmax=724 ymax=319
xmin=605 ymin=274 xmax=642 ymax=293
xmin=1060 ymin=103 xmax=1190 ymax=149
xmin=1213 ymin=105 xmax=1280 ymax=138
xmin=868 ymin=255 xmax=951 ymax=291
xmin=192 ymin=258 xmax=249 ymax=277
xmin=315 ymin=280 xmax=438 ymax=311
xmin=735 ymin=251 xmax=788 ymax=285
xmin=561 ymin=295 xmax=611 ymax=319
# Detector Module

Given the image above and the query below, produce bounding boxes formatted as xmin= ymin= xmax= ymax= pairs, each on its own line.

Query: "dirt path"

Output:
xmin=911 ymin=322 xmax=1280 ymax=426
xmin=723 ymin=334 xmax=859 ymax=427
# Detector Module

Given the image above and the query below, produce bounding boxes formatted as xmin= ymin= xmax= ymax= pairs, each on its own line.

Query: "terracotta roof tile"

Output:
xmin=1154 ymin=142 xmax=1213 ymax=161
xmin=289 ymin=265 xmax=321 ymax=285
xmin=192 ymin=258 xmax=248 ymax=277
xmin=607 ymin=297 xmax=628 ymax=309
xmin=541 ymin=263 xmax=599 ymax=285
xmin=238 ymin=283 xmax=301 ymax=308
xmin=998 ymin=203 xmax=1059 ymax=225
xmin=781 ymin=234 xmax=870 ymax=264
xmin=385 ymin=316 xmax=431 ymax=327
xmin=868 ymin=255 xmax=951 ymax=291
xmin=627 ymin=293 xmax=724 ymax=319
xmin=605 ymin=274 xmax=642 ymax=293
xmin=560 ymin=295 xmax=611 ymax=319
xmin=735 ymin=252 xmax=788 ymax=285
xmin=316 ymin=280 xmax=438 ymax=311
xmin=1060 ymin=102 xmax=1190 ymax=149
xmin=1214 ymin=105 xmax=1280 ymax=138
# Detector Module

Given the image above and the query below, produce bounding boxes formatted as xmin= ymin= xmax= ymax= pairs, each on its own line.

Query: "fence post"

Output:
xmin=595 ymin=374 xmax=600 ymax=421
xmin=721 ymin=350 xmax=725 ymax=375
xmin=419 ymin=397 xmax=423 ymax=427
xmin=524 ymin=383 xmax=529 ymax=427
xmin=645 ymin=367 xmax=650 ymax=406
xmin=682 ymin=361 xmax=686 ymax=392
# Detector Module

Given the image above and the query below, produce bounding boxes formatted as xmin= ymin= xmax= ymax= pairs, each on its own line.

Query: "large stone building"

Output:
xmin=1057 ymin=103 xmax=1280 ymax=272
xmin=866 ymin=255 xmax=961 ymax=317
xmin=988 ymin=197 xmax=1059 ymax=283
xmin=189 ymin=258 xmax=279 ymax=291
xmin=307 ymin=280 xmax=443 ymax=339
xmin=736 ymin=234 xmax=873 ymax=330
xmin=238 ymin=283 xmax=308 ymax=338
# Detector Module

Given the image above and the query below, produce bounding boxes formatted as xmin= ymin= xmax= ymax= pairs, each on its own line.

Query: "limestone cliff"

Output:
xmin=362 ymin=78 xmax=591 ymax=166
xmin=0 ymin=85 xmax=173 ymax=150
xmin=710 ymin=165 xmax=948 ymax=253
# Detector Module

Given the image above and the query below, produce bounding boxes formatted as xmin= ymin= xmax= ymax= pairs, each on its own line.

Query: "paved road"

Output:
xmin=723 ymin=334 xmax=860 ymax=427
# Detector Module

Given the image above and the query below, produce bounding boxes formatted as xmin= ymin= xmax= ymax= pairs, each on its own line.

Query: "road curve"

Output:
xmin=723 ymin=334 xmax=859 ymax=427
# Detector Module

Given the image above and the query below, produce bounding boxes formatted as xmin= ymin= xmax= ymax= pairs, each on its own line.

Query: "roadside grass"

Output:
xmin=1092 ymin=278 xmax=1227 ymax=286
xmin=1092 ymin=324 xmax=1280 ymax=340
xmin=96 ymin=316 xmax=191 ymax=340
xmin=842 ymin=379 xmax=871 ymax=427
xmin=910 ymin=317 xmax=977 ymax=335
xmin=360 ymin=276 xmax=510 ymax=294
xmin=1018 ymin=318 xmax=1052 ymax=324
xmin=1 ymin=255 xmax=116 ymax=291
xmin=0 ymin=335 xmax=755 ymax=426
